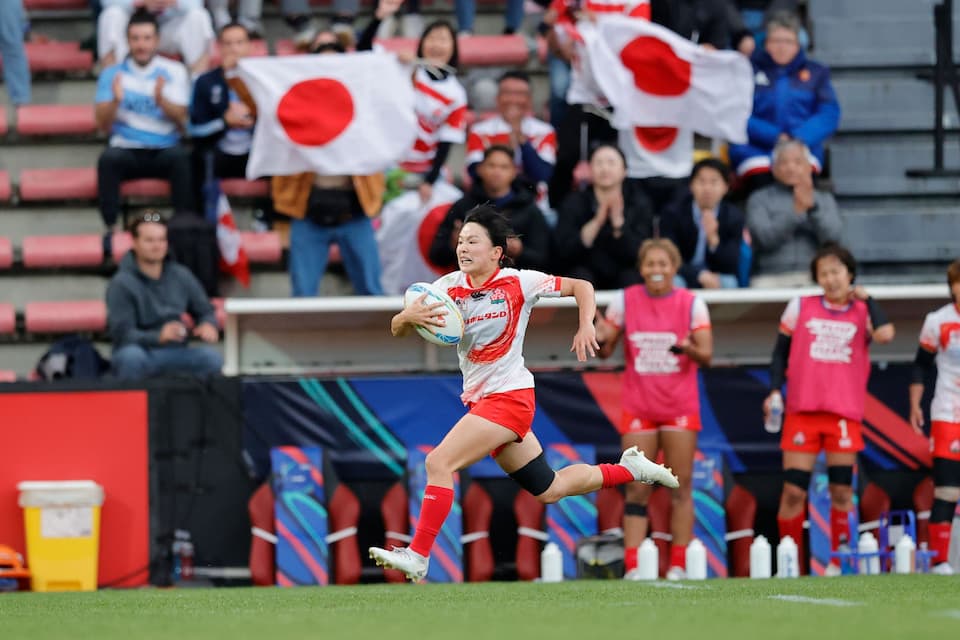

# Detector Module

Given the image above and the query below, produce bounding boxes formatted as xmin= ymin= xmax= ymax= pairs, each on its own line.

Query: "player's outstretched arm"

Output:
xmin=560 ymin=277 xmax=600 ymax=362
xmin=391 ymin=294 xmax=447 ymax=337
xmin=851 ymin=286 xmax=895 ymax=343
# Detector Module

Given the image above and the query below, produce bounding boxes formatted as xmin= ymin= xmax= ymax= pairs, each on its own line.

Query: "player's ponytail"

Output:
xmin=464 ymin=204 xmax=517 ymax=269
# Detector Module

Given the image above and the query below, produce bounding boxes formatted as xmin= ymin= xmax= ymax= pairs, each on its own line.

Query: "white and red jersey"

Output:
xmin=433 ymin=268 xmax=563 ymax=403
xmin=780 ymin=296 xmax=871 ymax=421
xmin=919 ymin=303 xmax=960 ymax=423
xmin=400 ymin=67 xmax=468 ymax=174
xmin=465 ymin=115 xmax=557 ymax=171
xmin=619 ymin=125 xmax=694 ymax=179
xmin=605 ymin=285 xmax=710 ymax=421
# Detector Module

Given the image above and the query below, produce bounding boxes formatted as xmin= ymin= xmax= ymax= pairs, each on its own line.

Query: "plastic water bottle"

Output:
xmin=750 ymin=535 xmax=772 ymax=578
xmin=776 ymin=535 xmax=799 ymax=578
xmin=637 ymin=538 xmax=659 ymax=580
xmin=685 ymin=539 xmax=707 ymax=580
xmin=894 ymin=534 xmax=915 ymax=574
xmin=837 ymin=534 xmax=856 ymax=575
xmin=541 ymin=542 xmax=563 ymax=583
xmin=765 ymin=392 xmax=784 ymax=434
xmin=857 ymin=532 xmax=880 ymax=575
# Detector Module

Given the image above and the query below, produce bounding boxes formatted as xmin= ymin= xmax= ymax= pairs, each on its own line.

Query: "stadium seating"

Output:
xmin=24 ymin=300 xmax=107 ymax=333
xmin=19 ymin=167 xmax=98 ymax=201
xmin=21 ymin=234 xmax=103 ymax=268
xmin=725 ymin=485 xmax=757 ymax=578
xmin=275 ymin=34 xmax=531 ymax=66
xmin=0 ymin=370 xmax=16 ymax=383
xmin=379 ymin=481 xmax=409 ymax=584
xmin=0 ymin=106 xmax=7 ymax=137
xmin=328 ymin=484 xmax=362 ymax=585
xmin=23 ymin=0 xmax=88 ymax=9
xmin=0 ymin=303 xmax=15 ymax=334
xmin=0 ymin=237 xmax=12 ymax=270
xmin=24 ymin=42 xmax=93 ymax=73
xmin=513 ymin=490 xmax=544 ymax=581
xmin=462 ymin=482 xmax=495 ymax=582
xmin=16 ymin=104 xmax=97 ymax=137
xmin=0 ymin=172 xmax=9 ymax=203
xmin=247 ymin=482 xmax=277 ymax=587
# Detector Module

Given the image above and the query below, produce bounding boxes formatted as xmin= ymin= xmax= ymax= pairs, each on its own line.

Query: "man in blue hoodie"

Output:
xmin=106 ymin=212 xmax=223 ymax=380
xmin=728 ymin=10 xmax=840 ymax=195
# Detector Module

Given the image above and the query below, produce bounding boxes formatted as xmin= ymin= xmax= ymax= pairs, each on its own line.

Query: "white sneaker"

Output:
xmin=623 ymin=568 xmax=644 ymax=581
xmin=931 ymin=562 xmax=955 ymax=576
xmin=619 ymin=446 xmax=680 ymax=488
xmin=823 ymin=563 xmax=842 ymax=577
xmin=369 ymin=546 xmax=429 ymax=582
xmin=665 ymin=566 xmax=686 ymax=581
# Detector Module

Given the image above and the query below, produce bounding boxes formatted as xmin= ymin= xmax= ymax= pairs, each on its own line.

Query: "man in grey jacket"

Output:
xmin=746 ymin=139 xmax=842 ymax=287
xmin=106 ymin=212 xmax=223 ymax=380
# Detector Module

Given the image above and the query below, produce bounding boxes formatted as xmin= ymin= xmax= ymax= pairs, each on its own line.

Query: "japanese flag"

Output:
xmin=214 ymin=191 xmax=250 ymax=287
xmin=239 ymin=52 xmax=417 ymax=178
xmin=585 ymin=16 xmax=753 ymax=143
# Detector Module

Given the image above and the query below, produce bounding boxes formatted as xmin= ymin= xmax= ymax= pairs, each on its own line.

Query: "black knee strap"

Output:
xmin=624 ymin=503 xmax=648 ymax=518
xmin=827 ymin=465 xmax=854 ymax=486
xmin=931 ymin=498 xmax=957 ymax=524
xmin=933 ymin=458 xmax=960 ymax=488
xmin=509 ymin=452 xmax=556 ymax=497
xmin=783 ymin=468 xmax=812 ymax=490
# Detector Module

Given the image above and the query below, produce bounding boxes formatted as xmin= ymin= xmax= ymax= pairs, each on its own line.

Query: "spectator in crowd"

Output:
xmin=429 ymin=146 xmax=551 ymax=272
xmin=620 ymin=125 xmax=694 ymax=219
xmin=455 ymin=0 xmax=523 ymax=36
xmin=746 ymin=139 xmax=842 ymax=288
xmin=0 ymin=0 xmax=31 ymax=106
xmin=728 ymin=10 xmax=840 ymax=194
xmin=190 ymin=23 xmax=255 ymax=184
xmin=95 ymin=10 xmax=194 ymax=232
xmin=554 ymin=143 xmax=654 ymax=289
xmin=207 ymin=0 xmax=264 ymax=38
xmin=107 ymin=212 xmax=223 ymax=380
xmin=373 ymin=0 xmax=424 ymax=38
xmin=538 ymin=3 xmax=571 ymax=130
xmin=98 ymin=0 xmax=214 ymax=76
xmin=651 ymin=0 xmax=731 ymax=49
xmin=466 ymin=71 xmax=557 ymax=210
xmin=663 ymin=158 xmax=744 ymax=289
xmin=281 ymin=0 xmax=359 ymax=49
xmin=728 ymin=0 xmax=804 ymax=55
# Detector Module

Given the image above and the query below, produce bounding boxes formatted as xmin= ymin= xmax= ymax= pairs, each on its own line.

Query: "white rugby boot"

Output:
xmin=931 ymin=562 xmax=955 ymax=576
xmin=369 ymin=546 xmax=429 ymax=582
xmin=619 ymin=446 xmax=680 ymax=488
xmin=665 ymin=566 xmax=686 ymax=581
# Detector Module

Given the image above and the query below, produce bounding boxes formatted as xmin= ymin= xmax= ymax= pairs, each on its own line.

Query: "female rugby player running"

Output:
xmin=369 ymin=205 xmax=679 ymax=581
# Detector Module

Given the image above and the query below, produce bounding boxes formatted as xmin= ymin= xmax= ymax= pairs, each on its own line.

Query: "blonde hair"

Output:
xmin=637 ymin=238 xmax=681 ymax=270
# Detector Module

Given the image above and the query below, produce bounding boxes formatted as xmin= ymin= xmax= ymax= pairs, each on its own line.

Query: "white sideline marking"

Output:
xmin=768 ymin=595 xmax=863 ymax=607
xmin=636 ymin=581 xmax=706 ymax=590
xmin=934 ymin=610 xmax=960 ymax=620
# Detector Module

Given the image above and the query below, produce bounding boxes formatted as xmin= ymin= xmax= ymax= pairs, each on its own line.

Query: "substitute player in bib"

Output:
xmin=909 ymin=259 xmax=960 ymax=575
xmin=596 ymin=238 xmax=713 ymax=580
xmin=369 ymin=206 xmax=679 ymax=581
xmin=763 ymin=244 xmax=895 ymax=575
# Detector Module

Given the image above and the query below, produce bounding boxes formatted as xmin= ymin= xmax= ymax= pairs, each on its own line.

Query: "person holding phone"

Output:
xmin=596 ymin=238 xmax=714 ymax=580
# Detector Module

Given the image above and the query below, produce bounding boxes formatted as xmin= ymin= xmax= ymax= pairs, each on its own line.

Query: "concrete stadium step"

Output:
xmin=0 ymin=79 xmax=96 ymax=107
xmin=841 ymin=204 xmax=960 ymax=264
xmin=1 ymin=273 xmax=108 ymax=308
xmin=0 ymin=143 xmax=102 ymax=176
xmin=829 ymin=133 xmax=960 ymax=196
xmin=811 ymin=15 xmax=960 ymax=67
xmin=808 ymin=0 xmax=944 ymax=21
xmin=832 ymin=70 xmax=960 ymax=132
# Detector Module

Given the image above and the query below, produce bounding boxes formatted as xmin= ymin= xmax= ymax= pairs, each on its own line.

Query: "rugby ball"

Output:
xmin=403 ymin=282 xmax=464 ymax=347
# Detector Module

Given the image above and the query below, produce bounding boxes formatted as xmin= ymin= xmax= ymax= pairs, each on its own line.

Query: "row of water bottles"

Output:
xmin=541 ymin=537 xmax=712 ymax=582
xmin=749 ymin=532 xmax=919 ymax=577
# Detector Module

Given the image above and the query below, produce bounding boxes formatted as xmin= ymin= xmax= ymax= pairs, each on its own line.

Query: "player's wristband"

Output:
xmin=865 ymin=296 xmax=890 ymax=329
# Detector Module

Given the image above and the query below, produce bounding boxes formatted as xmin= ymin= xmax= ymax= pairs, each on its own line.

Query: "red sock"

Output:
xmin=929 ymin=522 xmax=952 ymax=564
xmin=777 ymin=512 xmax=806 ymax=574
xmin=669 ymin=544 xmax=686 ymax=569
xmin=599 ymin=463 xmax=635 ymax=488
xmin=830 ymin=507 xmax=852 ymax=554
xmin=624 ymin=547 xmax=638 ymax=572
xmin=409 ymin=484 xmax=454 ymax=557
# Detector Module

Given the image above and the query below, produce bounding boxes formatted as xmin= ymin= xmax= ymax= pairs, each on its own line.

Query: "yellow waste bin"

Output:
xmin=17 ymin=481 xmax=104 ymax=592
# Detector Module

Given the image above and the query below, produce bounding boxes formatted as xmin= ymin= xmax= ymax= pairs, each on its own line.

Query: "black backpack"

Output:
xmin=35 ymin=336 xmax=111 ymax=381
xmin=166 ymin=212 xmax=220 ymax=297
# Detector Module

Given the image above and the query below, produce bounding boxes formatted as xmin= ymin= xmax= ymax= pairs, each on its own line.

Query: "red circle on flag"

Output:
xmin=277 ymin=78 xmax=354 ymax=146
xmin=634 ymin=126 xmax=680 ymax=152
xmin=418 ymin=203 xmax=453 ymax=274
xmin=619 ymin=36 xmax=692 ymax=97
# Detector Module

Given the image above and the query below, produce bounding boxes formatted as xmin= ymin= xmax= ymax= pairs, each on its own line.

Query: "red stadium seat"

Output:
xmin=514 ymin=490 xmax=545 ymax=581
xmin=328 ymin=484 xmax=362 ymax=585
xmin=0 ymin=105 xmax=7 ymax=137
xmin=0 ymin=237 xmax=12 ymax=270
xmin=647 ymin=486 xmax=672 ymax=577
xmin=0 ymin=303 xmax=15 ymax=334
xmin=19 ymin=167 xmax=97 ymax=201
xmin=913 ymin=477 xmax=934 ymax=548
xmin=121 ymin=179 xmax=170 ymax=198
xmin=462 ymin=482 xmax=494 ymax=582
xmin=111 ymin=231 xmax=134 ymax=262
xmin=240 ymin=231 xmax=282 ymax=264
xmin=725 ymin=484 xmax=757 ymax=578
xmin=0 ymin=370 xmax=16 ymax=383
xmin=860 ymin=482 xmax=892 ymax=529
xmin=23 ymin=0 xmax=88 ymax=8
xmin=16 ymin=104 xmax=97 ymax=136
xmin=597 ymin=487 xmax=624 ymax=532
xmin=379 ymin=482 xmax=409 ymax=583
xmin=273 ymin=40 xmax=300 ymax=57
xmin=221 ymin=178 xmax=269 ymax=199
xmin=25 ymin=300 xmax=107 ymax=333
xmin=24 ymin=42 xmax=93 ymax=73
xmin=0 ymin=171 xmax=9 ymax=202
xmin=22 ymin=234 xmax=103 ymax=268
xmin=247 ymin=482 xmax=276 ymax=586
xmin=458 ymin=35 xmax=530 ymax=67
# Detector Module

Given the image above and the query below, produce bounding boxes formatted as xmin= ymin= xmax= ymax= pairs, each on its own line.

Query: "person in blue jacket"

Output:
xmin=729 ymin=10 xmax=840 ymax=195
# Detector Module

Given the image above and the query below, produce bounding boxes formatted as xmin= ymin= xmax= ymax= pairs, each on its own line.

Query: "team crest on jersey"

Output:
xmin=793 ymin=432 xmax=805 ymax=446
xmin=951 ymin=439 xmax=960 ymax=454
xmin=489 ymin=288 xmax=506 ymax=304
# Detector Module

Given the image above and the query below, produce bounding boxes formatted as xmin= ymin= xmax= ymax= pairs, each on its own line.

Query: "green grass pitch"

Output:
xmin=2 ymin=576 xmax=957 ymax=640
